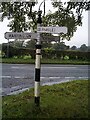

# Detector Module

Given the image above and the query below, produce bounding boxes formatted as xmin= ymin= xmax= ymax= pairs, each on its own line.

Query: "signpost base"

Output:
xmin=35 ymin=97 xmax=40 ymax=106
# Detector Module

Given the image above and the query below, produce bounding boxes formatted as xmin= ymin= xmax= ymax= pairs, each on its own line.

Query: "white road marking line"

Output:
xmin=42 ymin=67 xmax=77 ymax=69
xmin=65 ymin=77 xmax=76 ymax=79
xmin=49 ymin=77 xmax=60 ymax=79
xmin=11 ymin=66 xmax=29 ymax=69
xmin=41 ymin=77 xmax=51 ymax=79
xmin=11 ymin=66 xmax=20 ymax=69
xmin=41 ymin=76 xmax=88 ymax=80
xmin=78 ymin=77 xmax=88 ymax=79
xmin=14 ymin=76 xmax=23 ymax=79
xmin=0 ymin=76 xmax=11 ymax=78
xmin=14 ymin=76 xmax=27 ymax=79
xmin=41 ymin=77 xmax=61 ymax=79
xmin=0 ymin=76 xmax=24 ymax=79
xmin=1 ymin=76 xmax=88 ymax=79
xmin=40 ymin=77 xmax=46 ymax=79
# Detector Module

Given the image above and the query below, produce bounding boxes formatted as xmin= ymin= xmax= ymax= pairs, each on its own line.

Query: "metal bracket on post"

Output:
xmin=34 ymin=10 xmax=42 ymax=106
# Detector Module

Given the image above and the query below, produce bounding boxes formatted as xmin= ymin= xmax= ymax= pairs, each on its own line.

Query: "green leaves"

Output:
xmin=0 ymin=2 xmax=36 ymax=32
xmin=0 ymin=1 xmax=89 ymax=40
xmin=42 ymin=1 xmax=89 ymax=40
xmin=42 ymin=9 xmax=77 ymax=40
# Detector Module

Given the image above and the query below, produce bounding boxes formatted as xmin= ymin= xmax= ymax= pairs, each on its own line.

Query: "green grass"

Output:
xmin=2 ymin=80 xmax=89 ymax=119
xmin=1 ymin=58 xmax=89 ymax=65
xmin=41 ymin=59 xmax=89 ymax=65
xmin=2 ymin=58 xmax=35 ymax=64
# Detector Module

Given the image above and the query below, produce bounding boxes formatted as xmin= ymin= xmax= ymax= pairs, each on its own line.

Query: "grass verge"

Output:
xmin=2 ymin=80 xmax=89 ymax=119
xmin=1 ymin=58 xmax=89 ymax=65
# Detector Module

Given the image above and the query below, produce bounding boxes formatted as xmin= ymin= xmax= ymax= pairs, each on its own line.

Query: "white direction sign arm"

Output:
xmin=4 ymin=32 xmax=38 ymax=39
xmin=37 ymin=26 xmax=68 ymax=34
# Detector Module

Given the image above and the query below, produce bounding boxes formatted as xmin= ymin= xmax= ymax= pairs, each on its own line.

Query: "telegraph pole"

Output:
xmin=34 ymin=10 xmax=42 ymax=106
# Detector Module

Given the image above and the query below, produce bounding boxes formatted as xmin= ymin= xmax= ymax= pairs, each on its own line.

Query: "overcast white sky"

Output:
xmin=0 ymin=0 xmax=88 ymax=47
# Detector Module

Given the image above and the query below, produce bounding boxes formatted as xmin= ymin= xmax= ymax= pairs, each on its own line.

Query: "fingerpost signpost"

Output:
xmin=35 ymin=11 xmax=67 ymax=106
xmin=4 ymin=1 xmax=68 ymax=107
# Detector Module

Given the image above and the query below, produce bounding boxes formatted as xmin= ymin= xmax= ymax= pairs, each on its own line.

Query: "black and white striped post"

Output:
xmin=7 ymin=39 xmax=9 ymax=58
xmin=34 ymin=10 xmax=42 ymax=106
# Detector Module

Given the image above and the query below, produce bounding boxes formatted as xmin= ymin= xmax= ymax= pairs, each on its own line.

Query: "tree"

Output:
xmin=9 ymin=40 xmax=24 ymax=48
xmin=25 ymin=40 xmax=36 ymax=49
xmin=43 ymin=1 xmax=89 ymax=40
xmin=71 ymin=45 xmax=77 ymax=50
xmin=0 ymin=44 xmax=2 ymax=50
xmin=79 ymin=44 xmax=88 ymax=51
xmin=88 ymin=46 xmax=90 ymax=51
xmin=52 ymin=42 xmax=69 ymax=51
xmin=0 ymin=2 xmax=37 ymax=32
xmin=0 ymin=1 xmax=89 ymax=39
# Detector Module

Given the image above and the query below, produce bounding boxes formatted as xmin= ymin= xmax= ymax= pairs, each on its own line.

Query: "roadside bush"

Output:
xmin=13 ymin=56 xmax=18 ymax=59
xmin=43 ymin=48 xmax=54 ymax=59
xmin=64 ymin=55 xmax=69 ymax=60
xmin=23 ymin=55 xmax=32 ymax=59
xmin=2 ymin=45 xmax=35 ymax=59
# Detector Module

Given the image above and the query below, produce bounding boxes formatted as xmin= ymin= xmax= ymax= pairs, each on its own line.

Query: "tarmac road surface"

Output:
xmin=1 ymin=64 xmax=89 ymax=96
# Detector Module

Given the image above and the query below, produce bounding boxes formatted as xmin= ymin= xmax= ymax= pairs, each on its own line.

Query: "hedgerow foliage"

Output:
xmin=2 ymin=46 xmax=90 ymax=60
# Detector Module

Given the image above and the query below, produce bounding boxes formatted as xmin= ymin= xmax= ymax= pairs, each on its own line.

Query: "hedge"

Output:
xmin=2 ymin=46 xmax=90 ymax=60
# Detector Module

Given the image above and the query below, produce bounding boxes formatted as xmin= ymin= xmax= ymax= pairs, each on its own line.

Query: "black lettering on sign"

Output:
xmin=9 ymin=34 xmax=12 ymax=38
xmin=12 ymin=34 xmax=14 ymax=37
xmin=51 ymin=28 xmax=54 ymax=32
xmin=19 ymin=34 xmax=22 ymax=37
xmin=38 ymin=28 xmax=41 ymax=31
xmin=14 ymin=34 xmax=16 ymax=37
xmin=27 ymin=34 xmax=31 ymax=38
